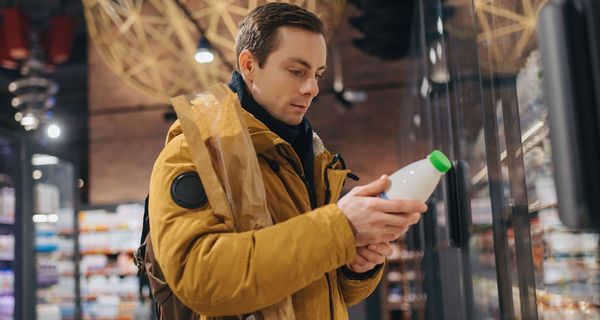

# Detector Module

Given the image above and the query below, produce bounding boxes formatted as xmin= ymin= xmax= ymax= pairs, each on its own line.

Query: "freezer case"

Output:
xmin=25 ymin=148 xmax=80 ymax=320
xmin=0 ymin=132 xmax=20 ymax=319
xmin=393 ymin=0 xmax=600 ymax=318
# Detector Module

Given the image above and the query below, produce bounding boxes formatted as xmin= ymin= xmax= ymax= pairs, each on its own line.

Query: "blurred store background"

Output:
xmin=0 ymin=0 xmax=599 ymax=319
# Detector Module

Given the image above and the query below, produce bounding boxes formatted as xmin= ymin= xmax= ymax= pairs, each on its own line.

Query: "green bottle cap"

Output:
xmin=428 ymin=150 xmax=452 ymax=173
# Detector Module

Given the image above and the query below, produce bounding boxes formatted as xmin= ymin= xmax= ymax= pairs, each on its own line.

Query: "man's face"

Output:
xmin=244 ymin=27 xmax=327 ymax=126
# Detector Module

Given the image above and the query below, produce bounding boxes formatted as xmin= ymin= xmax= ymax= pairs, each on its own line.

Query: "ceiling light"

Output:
xmin=420 ymin=77 xmax=431 ymax=98
xmin=21 ymin=112 xmax=39 ymax=131
xmin=32 ymin=170 xmax=43 ymax=180
xmin=195 ymin=51 xmax=214 ymax=64
xmin=8 ymin=77 xmax=59 ymax=95
xmin=47 ymin=124 xmax=61 ymax=139
xmin=194 ymin=38 xmax=214 ymax=64
xmin=33 ymin=214 xmax=48 ymax=223
xmin=32 ymin=154 xmax=59 ymax=166
xmin=342 ymin=90 xmax=368 ymax=103
xmin=413 ymin=114 xmax=422 ymax=127
xmin=429 ymin=48 xmax=437 ymax=64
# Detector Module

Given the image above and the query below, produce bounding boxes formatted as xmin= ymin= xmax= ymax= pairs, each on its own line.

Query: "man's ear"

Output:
xmin=238 ymin=49 xmax=256 ymax=82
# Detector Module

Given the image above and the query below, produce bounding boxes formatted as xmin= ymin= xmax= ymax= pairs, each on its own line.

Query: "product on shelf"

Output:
xmin=0 ymin=176 xmax=15 ymax=319
xmin=0 ymin=236 xmax=14 ymax=261
xmin=36 ymin=304 xmax=61 ymax=320
xmin=0 ymin=270 xmax=13 ymax=296
xmin=0 ymin=294 xmax=14 ymax=318
xmin=33 ymin=178 xmax=79 ymax=319
xmin=382 ymin=238 xmax=426 ymax=319
xmin=37 ymin=257 xmax=60 ymax=288
xmin=0 ymin=185 xmax=15 ymax=224
xmin=35 ymin=183 xmax=60 ymax=215
xmin=79 ymin=203 xmax=149 ymax=319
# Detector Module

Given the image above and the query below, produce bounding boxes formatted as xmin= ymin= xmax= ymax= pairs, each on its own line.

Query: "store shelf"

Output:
xmin=381 ymin=240 xmax=426 ymax=319
xmin=528 ymin=202 xmax=558 ymax=213
xmin=82 ymin=317 xmax=135 ymax=320
xmin=83 ymin=293 xmax=138 ymax=301
xmin=387 ymin=271 xmax=424 ymax=283
xmin=37 ymin=280 xmax=60 ymax=289
xmin=79 ymin=226 xmax=110 ymax=233
xmin=36 ymin=244 xmax=59 ymax=253
xmin=65 ymin=270 xmax=137 ymax=277
xmin=79 ymin=226 xmax=138 ymax=233
xmin=58 ymin=229 xmax=75 ymax=236
xmin=77 ymin=204 xmax=147 ymax=319
xmin=387 ymin=295 xmax=427 ymax=310
xmin=80 ymin=249 xmax=135 ymax=256
xmin=386 ymin=251 xmax=424 ymax=263
xmin=549 ymin=251 xmax=598 ymax=259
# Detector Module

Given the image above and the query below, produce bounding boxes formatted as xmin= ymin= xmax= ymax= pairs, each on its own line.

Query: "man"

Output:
xmin=148 ymin=3 xmax=427 ymax=319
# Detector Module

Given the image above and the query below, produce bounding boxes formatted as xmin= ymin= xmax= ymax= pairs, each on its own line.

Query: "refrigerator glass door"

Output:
xmin=402 ymin=0 xmax=514 ymax=318
xmin=468 ymin=0 xmax=600 ymax=317
xmin=31 ymin=153 xmax=78 ymax=319
xmin=0 ymin=135 xmax=19 ymax=319
xmin=413 ymin=0 xmax=541 ymax=318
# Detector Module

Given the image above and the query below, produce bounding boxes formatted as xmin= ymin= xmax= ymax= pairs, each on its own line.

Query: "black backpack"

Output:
xmin=134 ymin=196 xmax=199 ymax=320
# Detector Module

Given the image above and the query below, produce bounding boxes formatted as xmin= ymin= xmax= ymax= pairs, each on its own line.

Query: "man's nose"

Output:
xmin=299 ymin=78 xmax=319 ymax=98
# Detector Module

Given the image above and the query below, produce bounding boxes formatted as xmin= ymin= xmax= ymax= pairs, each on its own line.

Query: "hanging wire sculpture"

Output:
xmin=82 ymin=0 xmax=346 ymax=102
xmin=445 ymin=0 xmax=548 ymax=74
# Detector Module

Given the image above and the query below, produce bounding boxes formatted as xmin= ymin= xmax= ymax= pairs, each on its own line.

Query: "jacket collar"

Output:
xmin=242 ymin=111 xmax=288 ymax=154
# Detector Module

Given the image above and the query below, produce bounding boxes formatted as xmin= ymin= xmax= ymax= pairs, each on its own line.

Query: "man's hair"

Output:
xmin=235 ymin=3 xmax=325 ymax=68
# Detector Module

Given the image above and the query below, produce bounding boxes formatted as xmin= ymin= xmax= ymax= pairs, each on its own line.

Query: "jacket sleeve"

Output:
xmin=336 ymin=263 xmax=385 ymax=306
xmin=148 ymin=135 xmax=357 ymax=316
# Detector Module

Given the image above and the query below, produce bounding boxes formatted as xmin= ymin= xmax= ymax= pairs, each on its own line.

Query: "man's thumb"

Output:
xmin=353 ymin=175 xmax=389 ymax=197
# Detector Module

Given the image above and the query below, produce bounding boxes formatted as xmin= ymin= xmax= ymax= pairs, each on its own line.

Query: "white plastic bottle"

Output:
xmin=380 ymin=150 xmax=452 ymax=202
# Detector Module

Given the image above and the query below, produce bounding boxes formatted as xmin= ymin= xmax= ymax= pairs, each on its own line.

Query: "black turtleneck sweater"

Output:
xmin=228 ymin=71 xmax=316 ymax=207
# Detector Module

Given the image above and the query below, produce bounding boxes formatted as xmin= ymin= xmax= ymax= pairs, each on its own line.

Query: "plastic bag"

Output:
xmin=170 ymin=83 xmax=295 ymax=320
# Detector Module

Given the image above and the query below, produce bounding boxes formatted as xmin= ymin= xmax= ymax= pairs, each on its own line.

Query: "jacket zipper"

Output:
xmin=275 ymin=145 xmax=333 ymax=319
xmin=324 ymin=154 xmax=359 ymax=204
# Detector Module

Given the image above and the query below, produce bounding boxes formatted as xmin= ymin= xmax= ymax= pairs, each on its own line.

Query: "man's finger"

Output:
xmin=376 ymin=212 xmax=422 ymax=228
xmin=368 ymin=242 xmax=393 ymax=257
xmin=351 ymin=175 xmax=390 ymax=197
xmin=366 ymin=197 xmax=428 ymax=214
xmin=358 ymin=247 xmax=386 ymax=265
xmin=352 ymin=252 xmax=371 ymax=267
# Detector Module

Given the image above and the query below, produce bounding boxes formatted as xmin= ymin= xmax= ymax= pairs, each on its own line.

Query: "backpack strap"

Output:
xmin=141 ymin=195 xmax=150 ymax=247
xmin=134 ymin=195 xmax=150 ymax=274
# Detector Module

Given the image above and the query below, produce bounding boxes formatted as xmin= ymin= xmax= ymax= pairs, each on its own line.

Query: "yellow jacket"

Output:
xmin=148 ymin=109 xmax=383 ymax=319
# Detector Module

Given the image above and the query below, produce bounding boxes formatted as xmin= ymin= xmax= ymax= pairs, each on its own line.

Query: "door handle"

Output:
xmin=445 ymin=161 xmax=472 ymax=248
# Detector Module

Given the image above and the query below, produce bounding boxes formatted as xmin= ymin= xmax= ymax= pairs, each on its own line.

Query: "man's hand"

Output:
xmin=347 ymin=242 xmax=393 ymax=273
xmin=337 ymin=175 xmax=427 ymax=247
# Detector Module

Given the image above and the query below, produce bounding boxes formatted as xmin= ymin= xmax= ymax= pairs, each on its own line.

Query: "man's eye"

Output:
xmin=315 ymin=74 xmax=323 ymax=81
xmin=289 ymin=69 xmax=303 ymax=77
